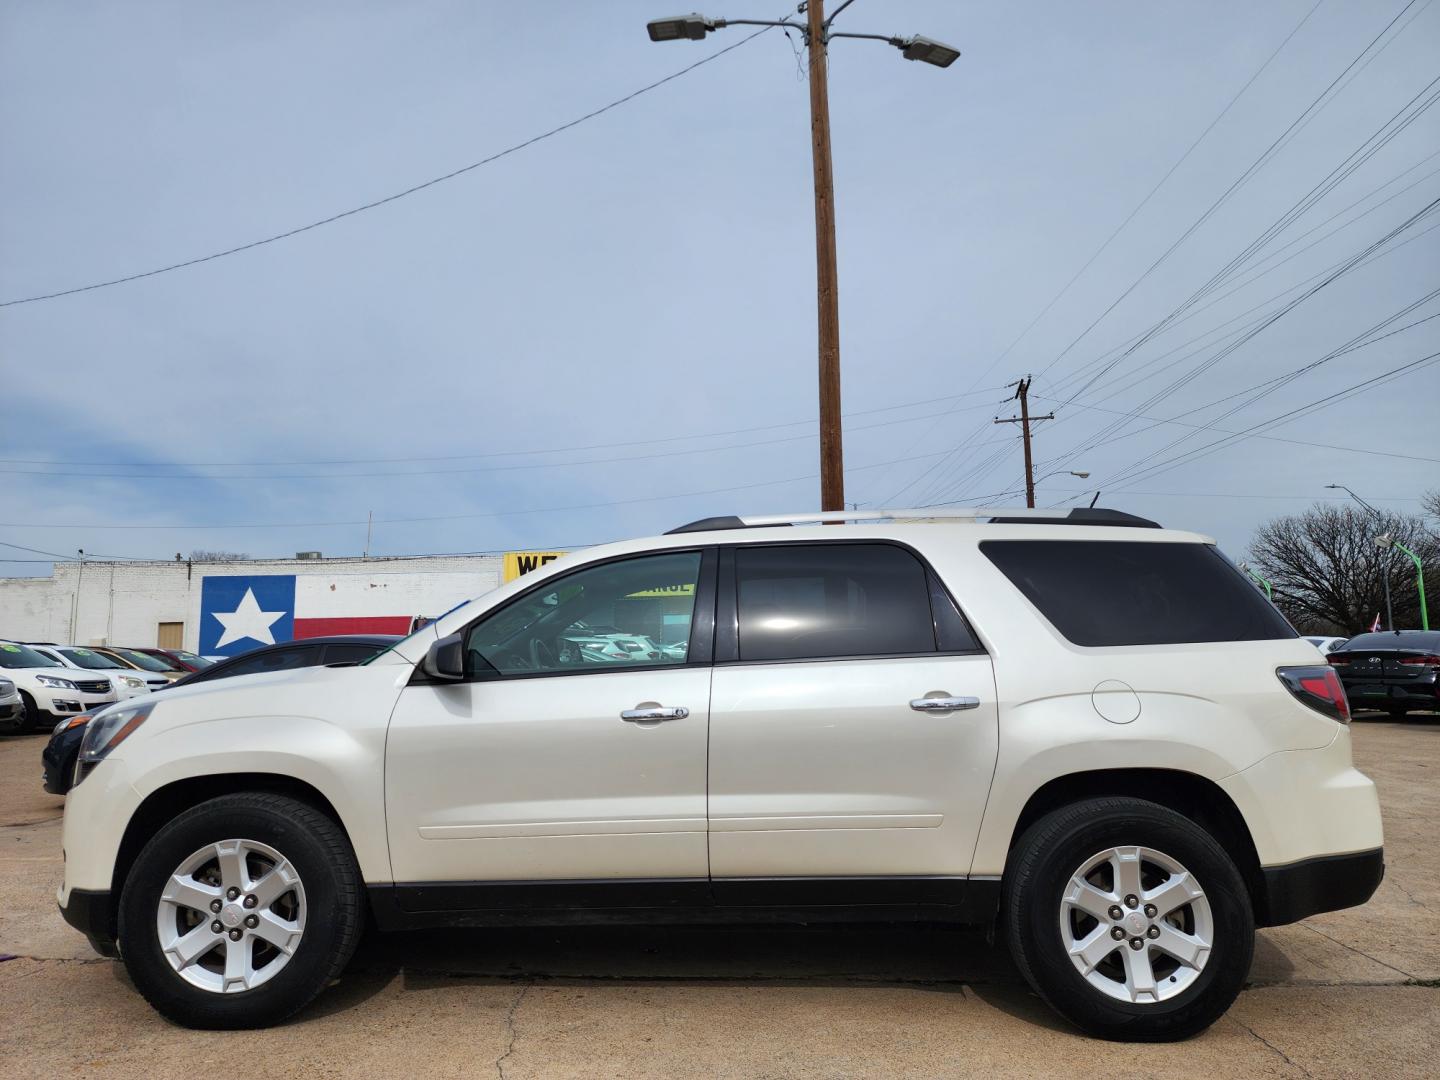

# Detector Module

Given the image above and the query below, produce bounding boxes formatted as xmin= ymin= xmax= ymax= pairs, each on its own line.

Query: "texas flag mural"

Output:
xmin=199 ymin=574 xmax=423 ymax=656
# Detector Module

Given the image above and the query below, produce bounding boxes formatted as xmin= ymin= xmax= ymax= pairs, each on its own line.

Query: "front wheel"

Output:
xmin=1003 ymin=796 xmax=1253 ymax=1041
xmin=118 ymin=792 xmax=364 ymax=1028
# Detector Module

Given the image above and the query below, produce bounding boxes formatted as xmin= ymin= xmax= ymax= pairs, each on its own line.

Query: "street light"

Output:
xmin=1237 ymin=560 xmax=1274 ymax=601
xmin=1327 ymin=483 xmax=1393 ymax=630
xmin=1036 ymin=469 xmax=1090 ymax=484
xmin=647 ymin=3 xmax=960 ymax=511
xmin=1377 ymin=533 xmax=1429 ymax=632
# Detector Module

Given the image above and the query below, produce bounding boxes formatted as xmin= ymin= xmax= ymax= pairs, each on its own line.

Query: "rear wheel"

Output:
xmin=1003 ymin=797 xmax=1253 ymax=1041
xmin=118 ymin=792 xmax=363 ymax=1028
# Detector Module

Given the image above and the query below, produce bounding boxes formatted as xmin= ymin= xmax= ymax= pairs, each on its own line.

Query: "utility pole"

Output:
xmin=364 ymin=511 xmax=373 ymax=560
xmin=644 ymin=9 xmax=959 ymax=512
xmin=806 ymin=0 xmax=843 ymax=512
xmin=995 ymin=377 xmax=1054 ymax=508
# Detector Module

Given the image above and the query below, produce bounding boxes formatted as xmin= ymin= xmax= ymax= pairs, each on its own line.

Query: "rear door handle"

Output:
xmin=909 ymin=696 xmax=980 ymax=712
xmin=621 ymin=706 xmax=689 ymax=722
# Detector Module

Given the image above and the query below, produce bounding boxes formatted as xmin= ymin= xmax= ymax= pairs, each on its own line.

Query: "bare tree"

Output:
xmin=188 ymin=550 xmax=251 ymax=562
xmin=1247 ymin=504 xmax=1437 ymax=635
xmin=1423 ymin=489 xmax=1440 ymax=540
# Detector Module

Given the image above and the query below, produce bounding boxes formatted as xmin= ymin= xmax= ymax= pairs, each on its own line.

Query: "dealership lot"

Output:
xmin=1 ymin=718 xmax=1435 ymax=1079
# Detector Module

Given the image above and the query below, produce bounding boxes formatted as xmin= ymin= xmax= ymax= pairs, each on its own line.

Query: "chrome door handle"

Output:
xmin=621 ymin=706 xmax=689 ymax=722
xmin=909 ymin=696 xmax=980 ymax=712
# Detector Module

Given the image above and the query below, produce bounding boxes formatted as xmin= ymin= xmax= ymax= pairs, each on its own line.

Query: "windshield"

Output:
xmin=108 ymin=648 xmax=176 ymax=672
xmin=173 ymin=651 xmax=214 ymax=668
xmin=58 ymin=648 xmax=126 ymax=670
xmin=0 ymin=642 xmax=62 ymax=669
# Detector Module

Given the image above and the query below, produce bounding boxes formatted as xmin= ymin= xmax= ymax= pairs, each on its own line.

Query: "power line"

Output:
xmin=0 ymin=27 xmax=775 ymax=308
xmin=1103 ymin=350 xmax=1440 ymax=493
xmin=1033 ymin=0 xmax=1429 ymax=388
xmin=870 ymin=0 xmax=1327 ymax=504
xmin=0 ymin=397 xmax=1006 ymax=482
xmin=0 ymin=445 xmax=967 ymax=532
xmin=0 ymin=384 xmax=1008 ymax=470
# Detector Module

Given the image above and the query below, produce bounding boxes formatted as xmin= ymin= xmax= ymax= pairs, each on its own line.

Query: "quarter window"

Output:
xmin=981 ymin=540 xmax=1296 ymax=646
xmin=733 ymin=543 xmax=940 ymax=662
xmin=465 ymin=551 xmax=703 ymax=676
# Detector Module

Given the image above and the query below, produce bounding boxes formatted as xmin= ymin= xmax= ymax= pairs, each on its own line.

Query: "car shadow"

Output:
xmin=295 ymin=921 xmax=1090 ymax=1034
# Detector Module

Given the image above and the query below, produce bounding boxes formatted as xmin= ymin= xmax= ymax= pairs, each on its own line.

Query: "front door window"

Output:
xmin=465 ymin=551 xmax=703 ymax=675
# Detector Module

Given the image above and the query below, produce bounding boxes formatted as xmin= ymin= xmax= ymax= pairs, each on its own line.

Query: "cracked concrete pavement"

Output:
xmin=1 ymin=718 xmax=1436 ymax=1078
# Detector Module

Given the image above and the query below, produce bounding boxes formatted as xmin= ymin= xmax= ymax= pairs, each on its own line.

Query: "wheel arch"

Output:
xmin=110 ymin=773 xmax=347 ymax=904
xmin=1007 ymin=768 xmax=1269 ymax=922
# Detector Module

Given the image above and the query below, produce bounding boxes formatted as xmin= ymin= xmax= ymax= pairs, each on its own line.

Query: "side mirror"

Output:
xmin=422 ymin=633 xmax=466 ymax=681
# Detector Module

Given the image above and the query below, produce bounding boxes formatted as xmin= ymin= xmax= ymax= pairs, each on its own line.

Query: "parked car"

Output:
xmin=167 ymin=635 xmax=398 ymax=688
xmin=55 ymin=507 xmax=1382 ymax=1040
xmin=1302 ymin=635 xmax=1348 ymax=655
xmin=0 ymin=676 xmax=21 ymax=729
xmin=40 ymin=635 xmax=398 ymax=795
xmin=28 ymin=644 xmax=168 ymax=699
xmin=0 ymin=640 xmax=117 ymax=732
xmin=1327 ymin=629 xmax=1440 ymax=718
xmin=132 ymin=647 xmax=216 ymax=673
xmin=90 ymin=646 xmax=190 ymax=682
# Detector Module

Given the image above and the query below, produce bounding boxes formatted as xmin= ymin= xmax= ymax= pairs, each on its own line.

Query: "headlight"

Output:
xmin=120 ymin=675 xmax=145 ymax=689
xmin=36 ymin=675 xmax=78 ymax=690
xmin=77 ymin=700 xmax=155 ymax=774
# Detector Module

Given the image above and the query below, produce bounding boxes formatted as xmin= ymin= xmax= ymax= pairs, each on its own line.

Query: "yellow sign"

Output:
xmin=503 ymin=551 xmax=566 ymax=582
xmin=628 ymin=584 xmax=696 ymax=598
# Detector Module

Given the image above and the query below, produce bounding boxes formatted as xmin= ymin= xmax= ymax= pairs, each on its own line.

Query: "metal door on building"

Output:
xmin=157 ymin=622 xmax=184 ymax=649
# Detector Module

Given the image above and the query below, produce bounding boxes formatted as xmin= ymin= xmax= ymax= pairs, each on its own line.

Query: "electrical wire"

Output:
xmin=0 ymin=26 xmax=776 ymax=308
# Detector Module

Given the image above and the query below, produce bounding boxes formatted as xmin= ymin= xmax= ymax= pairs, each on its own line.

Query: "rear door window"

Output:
xmin=221 ymin=646 xmax=317 ymax=677
xmin=323 ymin=643 xmax=384 ymax=665
xmin=981 ymin=540 xmax=1295 ymax=646
xmin=733 ymin=543 xmax=950 ymax=661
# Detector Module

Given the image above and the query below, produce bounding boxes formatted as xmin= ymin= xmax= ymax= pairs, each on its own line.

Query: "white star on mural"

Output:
xmin=212 ymin=587 xmax=286 ymax=648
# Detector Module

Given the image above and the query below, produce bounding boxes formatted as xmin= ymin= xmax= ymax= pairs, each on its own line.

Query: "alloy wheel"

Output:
xmin=154 ymin=838 xmax=306 ymax=994
xmin=1058 ymin=844 xmax=1213 ymax=1004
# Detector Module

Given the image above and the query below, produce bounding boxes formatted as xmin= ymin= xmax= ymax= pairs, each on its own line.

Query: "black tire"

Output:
xmin=1003 ymin=797 xmax=1254 ymax=1042
xmin=4 ymin=691 xmax=40 ymax=734
xmin=118 ymin=792 xmax=364 ymax=1029
xmin=1386 ymin=707 xmax=1409 ymax=720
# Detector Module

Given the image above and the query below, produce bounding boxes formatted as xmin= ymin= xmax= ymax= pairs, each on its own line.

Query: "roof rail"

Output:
xmin=665 ymin=507 xmax=1160 ymax=533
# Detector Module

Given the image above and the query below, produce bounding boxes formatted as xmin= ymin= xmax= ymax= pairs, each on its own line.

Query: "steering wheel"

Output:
xmin=529 ymin=638 xmax=555 ymax=670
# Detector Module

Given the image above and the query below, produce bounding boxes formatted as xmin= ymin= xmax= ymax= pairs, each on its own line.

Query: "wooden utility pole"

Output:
xmin=806 ymin=0 xmax=844 ymax=512
xmin=994 ymin=377 xmax=1054 ymax=508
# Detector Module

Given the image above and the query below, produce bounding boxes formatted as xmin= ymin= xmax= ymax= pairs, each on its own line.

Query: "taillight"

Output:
xmin=1398 ymin=655 xmax=1440 ymax=666
xmin=1278 ymin=665 xmax=1350 ymax=724
xmin=1327 ymin=654 xmax=1351 ymax=665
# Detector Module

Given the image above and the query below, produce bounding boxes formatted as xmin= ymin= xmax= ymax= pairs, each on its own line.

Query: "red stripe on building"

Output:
xmin=292 ymin=616 xmax=414 ymax=638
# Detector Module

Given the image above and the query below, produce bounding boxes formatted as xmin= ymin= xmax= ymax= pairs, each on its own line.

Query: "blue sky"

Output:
xmin=2 ymin=0 xmax=1437 ymax=576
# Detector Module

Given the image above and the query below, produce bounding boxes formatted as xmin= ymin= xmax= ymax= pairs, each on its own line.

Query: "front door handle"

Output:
xmin=909 ymin=696 xmax=980 ymax=712
xmin=621 ymin=705 xmax=689 ymax=722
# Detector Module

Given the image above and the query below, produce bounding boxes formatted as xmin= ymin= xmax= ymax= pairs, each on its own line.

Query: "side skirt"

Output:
xmin=369 ymin=876 xmax=1002 ymax=930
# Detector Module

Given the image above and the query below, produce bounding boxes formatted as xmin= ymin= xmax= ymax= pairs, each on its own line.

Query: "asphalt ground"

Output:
xmin=1 ymin=715 xmax=1436 ymax=1078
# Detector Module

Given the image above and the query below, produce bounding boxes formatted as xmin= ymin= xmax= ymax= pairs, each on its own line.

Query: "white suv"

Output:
xmin=56 ymin=508 xmax=1383 ymax=1039
xmin=0 ymin=641 xmax=118 ymax=731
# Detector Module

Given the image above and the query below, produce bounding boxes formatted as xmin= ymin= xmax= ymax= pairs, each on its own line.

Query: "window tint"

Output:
xmin=981 ymin=540 xmax=1296 ymax=647
xmin=734 ymin=543 xmax=937 ymax=661
xmin=1335 ymin=631 xmax=1440 ymax=652
xmin=221 ymin=646 xmax=316 ymax=677
xmin=0 ymin=642 xmax=61 ymax=669
xmin=466 ymin=551 xmax=703 ymax=675
xmin=58 ymin=648 xmax=126 ymax=670
xmin=323 ymin=643 xmax=384 ymax=665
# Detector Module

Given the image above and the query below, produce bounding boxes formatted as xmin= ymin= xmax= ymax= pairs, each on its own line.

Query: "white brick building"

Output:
xmin=0 ymin=554 xmax=505 ymax=653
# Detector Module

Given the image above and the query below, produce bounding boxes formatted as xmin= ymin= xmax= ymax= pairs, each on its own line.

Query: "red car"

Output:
xmin=126 ymin=647 xmax=216 ymax=673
